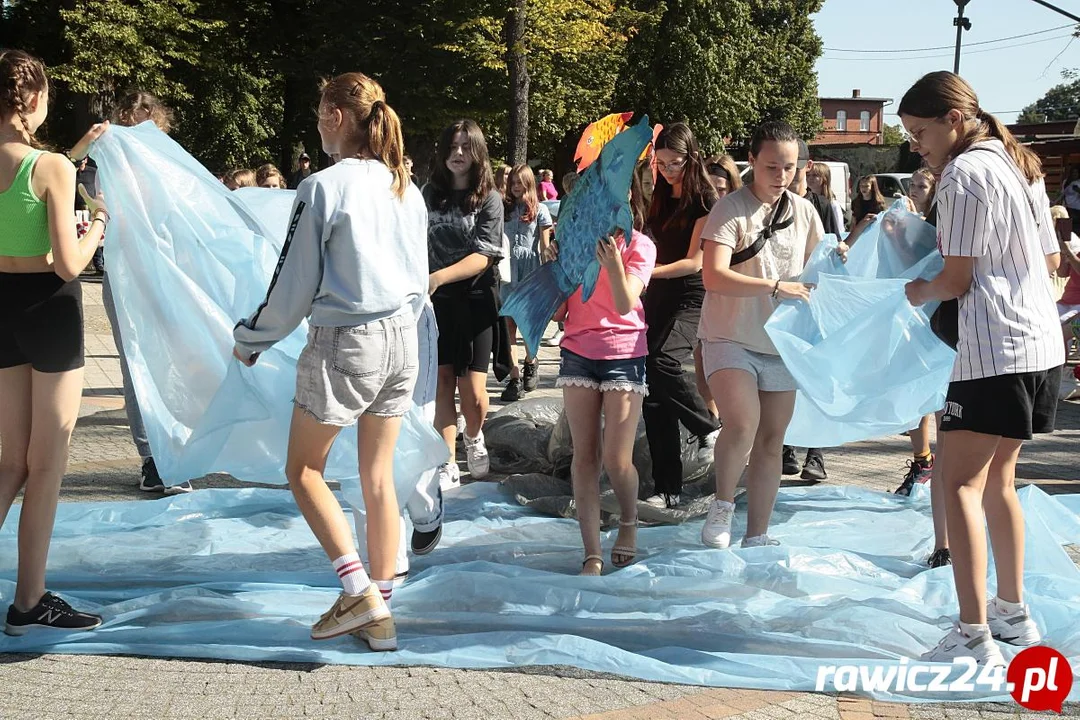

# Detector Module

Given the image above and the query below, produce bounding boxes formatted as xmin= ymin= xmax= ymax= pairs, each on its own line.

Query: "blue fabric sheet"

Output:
xmin=89 ymin=124 xmax=447 ymax=506
xmin=3 ymin=484 xmax=1078 ymax=703
xmin=766 ymin=203 xmax=956 ymax=447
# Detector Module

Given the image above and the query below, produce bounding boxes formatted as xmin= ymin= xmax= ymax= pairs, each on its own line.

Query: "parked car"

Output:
xmin=874 ymin=173 xmax=912 ymax=199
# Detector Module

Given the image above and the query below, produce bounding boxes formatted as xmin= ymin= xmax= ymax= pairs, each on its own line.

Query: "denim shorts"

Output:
xmin=700 ymin=338 xmax=796 ymax=393
xmin=555 ymin=348 xmax=648 ymax=395
xmin=295 ymin=314 xmax=418 ymax=426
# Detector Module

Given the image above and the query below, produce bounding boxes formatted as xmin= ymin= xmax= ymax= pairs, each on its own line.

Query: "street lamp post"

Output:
xmin=953 ymin=0 xmax=972 ymax=74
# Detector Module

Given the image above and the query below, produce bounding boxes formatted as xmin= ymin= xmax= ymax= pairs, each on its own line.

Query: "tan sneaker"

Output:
xmin=352 ymin=614 xmax=398 ymax=652
xmin=310 ymin=585 xmax=390 ymax=640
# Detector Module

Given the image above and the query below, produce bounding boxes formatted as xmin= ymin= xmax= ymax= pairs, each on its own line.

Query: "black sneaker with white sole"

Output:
xmin=412 ymin=525 xmax=442 ymax=556
xmin=5 ymin=592 xmax=102 ymax=635
xmin=140 ymin=457 xmax=194 ymax=495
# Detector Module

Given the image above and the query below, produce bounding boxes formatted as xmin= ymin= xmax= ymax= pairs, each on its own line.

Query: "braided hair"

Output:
xmin=0 ymin=49 xmax=48 ymax=146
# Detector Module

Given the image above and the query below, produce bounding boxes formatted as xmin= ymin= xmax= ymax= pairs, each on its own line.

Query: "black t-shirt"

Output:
xmin=645 ymin=192 xmax=712 ymax=311
xmin=852 ymin=196 xmax=886 ymax=225
xmin=424 ymin=186 xmax=504 ymax=299
xmin=804 ymin=189 xmax=840 ymax=237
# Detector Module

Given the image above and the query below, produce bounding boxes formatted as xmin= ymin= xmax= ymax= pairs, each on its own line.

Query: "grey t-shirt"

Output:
xmin=424 ymin=186 xmax=504 ymax=298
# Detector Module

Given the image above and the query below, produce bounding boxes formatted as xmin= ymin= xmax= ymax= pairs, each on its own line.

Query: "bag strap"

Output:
xmin=730 ymin=191 xmax=794 ymax=266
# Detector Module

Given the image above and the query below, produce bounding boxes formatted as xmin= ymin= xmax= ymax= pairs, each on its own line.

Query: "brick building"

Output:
xmin=812 ymin=90 xmax=892 ymax=146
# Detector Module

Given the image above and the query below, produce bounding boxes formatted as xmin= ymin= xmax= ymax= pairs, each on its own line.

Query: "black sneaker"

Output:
xmin=894 ymin=457 xmax=933 ymax=496
xmin=927 ymin=548 xmax=952 ymax=568
xmin=782 ymin=446 xmax=800 ymax=476
xmin=500 ymin=377 xmax=522 ymax=402
xmin=140 ymin=457 xmax=194 ymax=494
xmin=522 ymin=361 xmax=538 ymax=392
xmin=139 ymin=457 xmax=165 ymax=492
xmin=801 ymin=451 xmax=827 ymax=481
xmin=5 ymin=592 xmax=102 ymax=636
xmin=411 ymin=525 xmax=442 ymax=556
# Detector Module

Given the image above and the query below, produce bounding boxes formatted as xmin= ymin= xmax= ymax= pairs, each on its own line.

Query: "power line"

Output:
xmin=824 ymin=24 xmax=1074 ymax=54
xmin=821 ymin=33 xmax=1076 ymax=62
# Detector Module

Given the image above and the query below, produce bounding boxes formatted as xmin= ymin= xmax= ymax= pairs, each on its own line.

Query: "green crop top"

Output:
xmin=0 ymin=150 xmax=51 ymax=257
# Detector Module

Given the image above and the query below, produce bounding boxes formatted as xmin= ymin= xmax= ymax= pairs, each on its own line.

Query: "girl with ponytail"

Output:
xmin=1 ymin=48 xmax=108 ymax=635
xmin=900 ymin=71 xmax=1064 ymax=666
xmin=233 ymin=72 xmax=429 ymax=652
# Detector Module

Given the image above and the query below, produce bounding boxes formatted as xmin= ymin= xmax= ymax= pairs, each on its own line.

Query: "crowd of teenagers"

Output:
xmin=0 ymin=47 xmax=1069 ymax=667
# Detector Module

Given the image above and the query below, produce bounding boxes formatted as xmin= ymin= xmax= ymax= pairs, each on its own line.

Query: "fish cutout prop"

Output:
xmin=501 ymin=116 xmax=653 ymax=358
xmin=574 ymin=111 xmax=633 ymax=171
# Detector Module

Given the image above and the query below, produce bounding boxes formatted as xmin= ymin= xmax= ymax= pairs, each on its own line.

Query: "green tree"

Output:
xmin=1019 ymin=75 xmax=1080 ymax=124
xmin=615 ymin=0 xmax=823 ymax=154
xmin=440 ymin=0 xmax=635 ymax=165
xmin=882 ymin=123 xmax=905 ymax=146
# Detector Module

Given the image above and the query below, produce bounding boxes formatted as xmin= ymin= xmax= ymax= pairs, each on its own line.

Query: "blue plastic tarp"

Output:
xmin=3 ymin=484 xmax=1078 ymax=702
xmin=89 ymin=123 xmax=447 ymax=505
xmin=766 ymin=203 xmax=956 ymax=447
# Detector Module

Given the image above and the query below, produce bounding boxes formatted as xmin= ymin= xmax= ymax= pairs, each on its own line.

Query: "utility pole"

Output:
xmin=953 ymin=0 xmax=972 ymax=74
xmin=1028 ymin=0 xmax=1080 ymax=23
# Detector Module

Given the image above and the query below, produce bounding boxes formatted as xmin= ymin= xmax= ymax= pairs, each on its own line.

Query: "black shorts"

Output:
xmin=433 ymin=294 xmax=495 ymax=376
xmin=0 ymin=272 xmax=84 ymax=374
xmin=939 ymin=367 xmax=1062 ymax=440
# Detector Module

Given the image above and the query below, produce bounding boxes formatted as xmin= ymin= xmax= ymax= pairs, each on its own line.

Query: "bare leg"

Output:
xmin=15 ymin=368 xmax=85 ymax=610
xmin=458 ymin=370 xmax=489 ymax=439
xmin=930 ymin=428 xmax=949 ymax=550
xmin=745 ymin=389 xmax=797 ymax=539
xmin=563 ymin=385 xmax=603 ymax=574
xmin=940 ymin=429 xmax=1000 ymax=625
xmin=506 ymin=318 xmax=520 ymax=380
xmin=283 ymin=407 xmax=354 ymax=561
xmin=982 ymin=438 xmax=1026 ymax=605
xmin=356 ymin=413 xmax=403 ymax=582
xmin=435 ymin=365 xmax=458 ymax=463
xmin=0 ymin=365 xmax=33 ymax=530
xmin=706 ymin=369 xmax=760 ymax=502
xmin=601 ymin=390 xmax=644 ymax=565
xmin=909 ymin=413 xmax=933 ymax=458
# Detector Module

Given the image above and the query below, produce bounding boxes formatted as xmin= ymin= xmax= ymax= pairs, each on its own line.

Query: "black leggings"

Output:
xmin=0 ymin=272 xmax=84 ymax=373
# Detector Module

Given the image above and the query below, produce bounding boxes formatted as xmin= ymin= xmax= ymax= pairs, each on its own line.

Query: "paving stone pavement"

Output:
xmin=1 ymin=278 xmax=1077 ymax=719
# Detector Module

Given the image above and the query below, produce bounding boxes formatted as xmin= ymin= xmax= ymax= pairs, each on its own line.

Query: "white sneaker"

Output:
xmin=437 ymin=462 xmax=460 ymax=491
xmin=544 ymin=329 xmax=564 ymax=347
xmin=701 ymin=498 xmax=734 ymax=548
xmin=464 ymin=430 xmax=490 ymax=479
xmin=921 ymin=623 xmax=1006 ymax=666
xmin=644 ymin=494 xmax=667 ymax=509
xmin=987 ymin=597 xmax=1041 ymax=646
xmin=741 ymin=534 xmax=780 ymax=548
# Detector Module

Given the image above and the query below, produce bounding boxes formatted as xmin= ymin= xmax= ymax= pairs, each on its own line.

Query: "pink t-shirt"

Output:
xmin=561 ymin=230 xmax=656 ymax=360
xmin=1062 ymin=266 xmax=1080 ymax=305
xmin=540 ymin=180 xmax=559 ymax=201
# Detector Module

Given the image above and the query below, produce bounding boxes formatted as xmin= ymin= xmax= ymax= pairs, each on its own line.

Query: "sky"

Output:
xmin=812 ymin=0 xmax=1080 ymax=125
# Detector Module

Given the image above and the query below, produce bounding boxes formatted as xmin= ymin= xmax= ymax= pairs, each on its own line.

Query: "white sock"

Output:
xmin=959 ymin=621 xmax=990 ymax=638
xmin=332 ymin=553 xmax=370 ymax=596
xmin=712 ymin=499 xmax=735 ymax=510
xmin=375 ymin=580 xmax=394 ymax=609
xmin=994 ymin=596 xmax=1025 ymax=615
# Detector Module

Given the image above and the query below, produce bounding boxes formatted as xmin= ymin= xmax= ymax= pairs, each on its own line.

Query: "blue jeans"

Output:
xmin=555 ymin=348 xmax=647 ymax=395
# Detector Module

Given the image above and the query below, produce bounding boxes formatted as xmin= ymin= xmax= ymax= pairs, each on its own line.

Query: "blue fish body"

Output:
xmin=500 ymin=117 xmax=652 ymax=358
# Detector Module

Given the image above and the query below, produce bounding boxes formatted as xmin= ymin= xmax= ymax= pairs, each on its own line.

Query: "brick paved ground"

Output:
xmin=1 ymin=277 xmax=1077 ymax=719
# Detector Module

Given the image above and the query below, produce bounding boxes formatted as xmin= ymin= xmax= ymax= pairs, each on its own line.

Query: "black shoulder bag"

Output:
xmin=730 ymin=191 xmax=794 ymax=266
